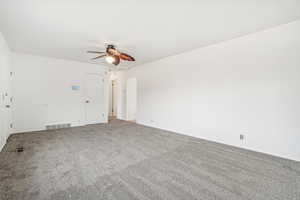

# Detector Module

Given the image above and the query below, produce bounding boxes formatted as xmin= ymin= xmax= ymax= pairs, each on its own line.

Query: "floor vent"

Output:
xmin=46 ymin=123 xmax=71 ymax=130
xmin=16 ymin=146 xmax=24 ymax=152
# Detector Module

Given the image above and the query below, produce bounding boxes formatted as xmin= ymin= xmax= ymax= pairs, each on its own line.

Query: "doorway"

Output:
xmin=110 ymin=80 xmax=118 ymax=119
xmin=84 ymin=74 xmax=106 ymax=124
xmin=126 ymin=78 xmax=137 ymax=122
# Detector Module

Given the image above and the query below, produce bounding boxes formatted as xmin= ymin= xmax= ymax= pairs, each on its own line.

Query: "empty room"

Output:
xmin=0 ymin=1 xmax=300 ymax=199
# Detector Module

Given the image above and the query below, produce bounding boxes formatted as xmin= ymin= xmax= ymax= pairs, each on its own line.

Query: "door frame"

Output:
xmin=111 ymin=79 xmax=118 ymax=117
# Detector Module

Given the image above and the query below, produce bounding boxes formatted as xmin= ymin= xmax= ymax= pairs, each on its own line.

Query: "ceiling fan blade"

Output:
xmin=87 ymin=51 xmax=105 ymax=54
xmin=113 ymin=56 xmax=120 ymax=65
xmin=91 ymin=55 xmax=106 ymax=60
xmin=119 ymin=53 xmax=135 ymax=61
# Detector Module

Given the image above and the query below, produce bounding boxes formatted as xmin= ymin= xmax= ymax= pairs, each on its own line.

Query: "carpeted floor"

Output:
xmin=0 ymin=120 xmax=299 ymax=200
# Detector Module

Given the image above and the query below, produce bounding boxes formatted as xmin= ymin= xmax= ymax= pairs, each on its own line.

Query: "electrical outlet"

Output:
xmin=240 ymin=134 xmax=244 ymax=140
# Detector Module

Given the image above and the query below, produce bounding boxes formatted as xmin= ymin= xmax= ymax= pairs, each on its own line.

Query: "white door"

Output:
xmin=0 ymin=35 xmax=12 ymax=150
xmin=3 ymin=92 xmax=12 ymax=138
xmin=0 ymin=69 xmax=12 ymax=149
xmin=84 ymin=74 xmax=106 ymax=124
xmin=0 ymin=92 xmax=11 ymax=149
xmin=126 ymin=78 xmax=137 ymax=121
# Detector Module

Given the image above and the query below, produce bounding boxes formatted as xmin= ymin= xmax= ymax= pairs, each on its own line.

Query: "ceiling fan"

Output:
xmin=87 ymin=45 xmax=135 ymax=66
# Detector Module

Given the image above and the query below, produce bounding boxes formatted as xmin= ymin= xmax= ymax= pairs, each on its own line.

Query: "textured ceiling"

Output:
xmin=0 ymin=0 xmax=300 ymax=68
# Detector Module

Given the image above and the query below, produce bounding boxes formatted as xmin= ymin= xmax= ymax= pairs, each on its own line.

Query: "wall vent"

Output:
xmin=46 ymin=123 xmax=71 ymax=130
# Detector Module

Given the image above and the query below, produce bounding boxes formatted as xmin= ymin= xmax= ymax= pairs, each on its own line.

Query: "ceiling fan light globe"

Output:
xmin=105 ymin=56 xmax=115 ymax=64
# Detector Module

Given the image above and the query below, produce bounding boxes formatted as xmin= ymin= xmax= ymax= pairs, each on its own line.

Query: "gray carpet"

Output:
xmin=0 ymin=120 xmax=299 ymax=200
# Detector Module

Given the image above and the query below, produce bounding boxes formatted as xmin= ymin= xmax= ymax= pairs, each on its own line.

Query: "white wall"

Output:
xmin=12 ymin=53 xmax=109 ymax=133
xmin=0 ymin=32 xmax=12 ymax=151
xmin=126 ymin=78 xmax=137 ymax=121
xmin=122 ymin=20 xmax=300 ymax=161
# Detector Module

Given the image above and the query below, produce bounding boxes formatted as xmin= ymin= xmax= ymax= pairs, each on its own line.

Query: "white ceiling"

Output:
xmin=0 ymin=0 xmax=300 ymax=68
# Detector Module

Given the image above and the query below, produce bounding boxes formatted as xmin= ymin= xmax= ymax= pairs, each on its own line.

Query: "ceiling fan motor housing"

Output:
xmin=107 ymin=45 xmax=116 ymax=51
